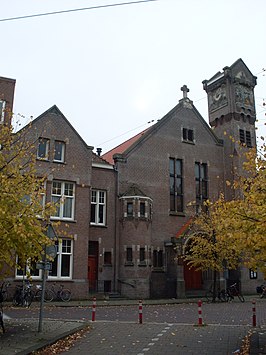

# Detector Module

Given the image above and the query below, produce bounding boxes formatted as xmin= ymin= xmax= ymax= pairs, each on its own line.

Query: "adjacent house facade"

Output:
xmin=1 ymin=58 xmax=263 ymax=299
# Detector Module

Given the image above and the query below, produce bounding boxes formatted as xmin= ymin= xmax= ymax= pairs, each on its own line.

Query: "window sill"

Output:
xmin=53 ymin=160 xmax=66 ymax=164
xmin=37 ymin=157 xmax=50 ymax=162
xmin=90 ymin=223 xmax=107 ymax=228
xmin=152 ymin=267 xmax=165 ymax=272
xmin=182 ymin=140 xmax=195 ymax=145
xmin=50 ymin=217 xmax=76 ymax=223
xmin=138 ymin=263 xmax=147 ymax=267
xmin=169 ymin=211 xmax=185 ymax=217
xmin=124 ymin=262 xmax=134 ymax=267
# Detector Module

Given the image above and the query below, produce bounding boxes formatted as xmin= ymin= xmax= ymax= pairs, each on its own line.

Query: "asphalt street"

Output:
xmin=2 ymin=297 xmax=265 ymax=354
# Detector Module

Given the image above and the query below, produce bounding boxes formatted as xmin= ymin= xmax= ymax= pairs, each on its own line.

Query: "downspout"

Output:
xmin=113 ymin=162 xmax=119 ymax=293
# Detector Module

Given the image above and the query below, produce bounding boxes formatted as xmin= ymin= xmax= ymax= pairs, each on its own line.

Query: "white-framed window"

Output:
xmin=90 ymin=190 xmax=106 ymax=225
xmin=37 ymin=137 xmax=49 ymax=160
xmin=16 ymin=258 xmax=41 ymax=279
xmin=49 ymin=239 xmax=73 ymax=279
xmin=54 ymin=141 xmax=65 ymax=163
xmin=51 ymin=181 xmax=75 ymax=220
xmin=36 ymin=181 xmax=46 ymax=218
xmin=0 ymin=100 xmax=6 ymax=123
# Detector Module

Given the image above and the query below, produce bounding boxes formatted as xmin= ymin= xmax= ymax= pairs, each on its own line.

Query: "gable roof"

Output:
xmin=20 ymin=105 xmax=93 ymax=151
xmin=102 ymin=97 xmax=223 ymax=164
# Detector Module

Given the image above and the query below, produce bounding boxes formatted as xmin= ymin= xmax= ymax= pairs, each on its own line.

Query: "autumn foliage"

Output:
xmin=184 ymin=143 xmax=266 ymax=277
xmin=0 ymin=124 xmax=54 ymax=278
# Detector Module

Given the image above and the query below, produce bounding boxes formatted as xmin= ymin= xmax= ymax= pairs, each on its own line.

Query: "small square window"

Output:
xmin=249 ymin=269 xmax=257 ymax=279
xmin=182 ymin=128 xmax=194 ymax=143
xmin=54 ymin=141 xmax=65 ymax=162
xmin=37 ymin=138 xmax=49 ymax=160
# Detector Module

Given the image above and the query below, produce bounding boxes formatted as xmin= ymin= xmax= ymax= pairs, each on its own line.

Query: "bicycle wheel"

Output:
xmin=2 ymin=291 xmax=8 ymax=302
xmin=205 ymin=291 xmax=213 ymax=303
xmin=60 ymin=289 xmax=71 ymax=302
xmin=237 ymin=294 xmax=245 ymax=302
xmin=218 ymin=289 xmax=228 ymax=302
xmin=44 ymin=289 xmax=54 ymax=303
xmin=0 ymin=310 xmax=5 ymax=333
xmin=35 ymin=290 xmax=42 ymax=302
xmin=23 ymin=292 xmax=33 ymax=307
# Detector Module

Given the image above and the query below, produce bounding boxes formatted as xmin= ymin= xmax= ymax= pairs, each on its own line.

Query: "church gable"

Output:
xmin=118 ymin=86 xmax=222 ymax=162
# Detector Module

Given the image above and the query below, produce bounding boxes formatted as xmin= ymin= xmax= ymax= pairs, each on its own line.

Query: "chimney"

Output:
xmin=96 ymin=148 xmax=102 ymax=156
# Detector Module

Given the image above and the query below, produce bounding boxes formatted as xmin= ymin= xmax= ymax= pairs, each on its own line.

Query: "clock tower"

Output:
xmin=202 ymin=59 xmax=257 ymax=199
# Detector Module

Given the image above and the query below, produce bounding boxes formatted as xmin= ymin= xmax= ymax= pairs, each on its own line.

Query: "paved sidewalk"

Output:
xmin=0 ymin=319 xmax=88 ymax=355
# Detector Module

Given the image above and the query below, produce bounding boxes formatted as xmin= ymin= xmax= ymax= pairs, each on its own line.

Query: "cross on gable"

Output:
xmin=181 ymin=85 xmax=189 ymax=98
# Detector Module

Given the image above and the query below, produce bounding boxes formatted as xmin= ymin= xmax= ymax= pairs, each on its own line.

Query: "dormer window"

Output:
xmin=182 ymin=128 xmax=194 ymax=143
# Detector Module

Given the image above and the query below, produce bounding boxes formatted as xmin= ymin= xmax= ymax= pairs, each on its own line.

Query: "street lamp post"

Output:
xmin=38 ymin=222 xmax=57 ymax=333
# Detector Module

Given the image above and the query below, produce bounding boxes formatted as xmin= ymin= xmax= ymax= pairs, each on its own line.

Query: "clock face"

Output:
xmin=209 ymin=86 xmax=227 ymax=112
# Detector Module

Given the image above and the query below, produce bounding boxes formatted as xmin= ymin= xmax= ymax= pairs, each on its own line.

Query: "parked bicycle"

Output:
xmin=226 ymin=283 xmax=245 ymax=302
xmin=205 ymin=285 xmax=228 ymax=302
xmin=0 ymin=282 xmax=11 ymax=302
xmin=43 ymin=283 xmax=71 ymax=302
xmin=12 ymin=282 xmax=33 ymax=307
xmin=256 ymin=284 xmax=266 ymax=298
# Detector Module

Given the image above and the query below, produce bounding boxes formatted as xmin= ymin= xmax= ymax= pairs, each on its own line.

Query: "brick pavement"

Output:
xmin=61 ymin=321 xmax=251 ymax=355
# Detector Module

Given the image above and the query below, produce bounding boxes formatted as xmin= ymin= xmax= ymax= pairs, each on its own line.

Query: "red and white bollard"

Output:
xmin=92 ymin=297 xmax=96 ymax=322
xmin=139 ymin=300 xmax=143 ymax=324
xmin=252 ymin=300 xmax=256 ymax=327
xmin=198 ymin=300 xmax=203 ymax=326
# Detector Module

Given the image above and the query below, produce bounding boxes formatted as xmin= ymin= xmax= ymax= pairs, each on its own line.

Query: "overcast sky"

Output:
xmin=1 ymin=0 xmax=265 ymax=153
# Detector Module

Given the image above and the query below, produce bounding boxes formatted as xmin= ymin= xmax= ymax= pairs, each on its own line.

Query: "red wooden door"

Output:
xmin=88 ymin=256 xmax=97 ymax=291
xmin=183 ymin=262 xmax=202 ymax=290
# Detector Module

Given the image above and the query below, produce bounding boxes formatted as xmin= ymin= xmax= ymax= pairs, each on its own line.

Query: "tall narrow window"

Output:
xmin=169 ymin=158 xmax=183 ymax=212
xmin=139 ymin=247 xmax=146 ymax=264
xmin=51 ymin=181 xmax=75 ymax=220
xmin=195 ymin=162 xmax=208 ymax=213
xmin=104 ymin=252 xmax=112 ymax=265
xmin=239 ymin=129 xmax=252 ymax=148
xmin=91 ymin=190 xmax=106 ymax=225
xmin=127 ymin=202 xmax=133 ymax=217
xmin=126 ymin=247 xmax=133 ymax=265
xmin=49 ymin=239 xmax=73 ymax=279
xmin=37 ymin=138 xmax=49 ymax=160
xmin=54 ymin=141 xmax=65 ymax=162
xmin=245 ymin=131 xmax=252 ymax=147
xmin=0 ymin=100 xmax=6 ymax=123
xmin=153 ymin=250 xmax=163 ymax=268
xmin=140 ymin=202 xmax=145 ymax=217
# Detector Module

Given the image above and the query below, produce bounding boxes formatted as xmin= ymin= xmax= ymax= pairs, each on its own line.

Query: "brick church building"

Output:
xmin=1 ymin=58 xmax=263 ymax=299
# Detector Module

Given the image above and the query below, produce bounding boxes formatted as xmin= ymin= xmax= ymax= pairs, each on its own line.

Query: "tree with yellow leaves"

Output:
xmin=217 ymin=143 xmax=266 ymax=276
xmin=184 ymin=141 xmax=266 ymax=300
xmin=0 ymin=124 xmax=55 ymax=279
